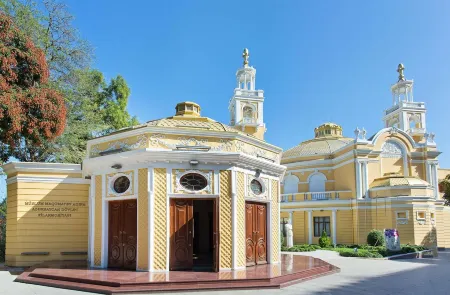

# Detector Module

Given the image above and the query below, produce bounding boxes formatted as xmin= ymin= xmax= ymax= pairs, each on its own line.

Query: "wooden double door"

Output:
xmin=245 ymin=202 xmax=267 ymax=266
xmin=108 ymin=200 xmax=137 ymax=270
xmin=170 ymin=199 xmax=219 ymax=271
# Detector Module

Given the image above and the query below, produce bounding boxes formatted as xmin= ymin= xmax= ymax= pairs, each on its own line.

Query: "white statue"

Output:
xmin=286 ymin=223 xmax=294 ymax=248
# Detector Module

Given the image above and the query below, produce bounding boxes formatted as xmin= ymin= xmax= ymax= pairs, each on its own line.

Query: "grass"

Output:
xmin=282 ymin=243 xmax=427 ymax=258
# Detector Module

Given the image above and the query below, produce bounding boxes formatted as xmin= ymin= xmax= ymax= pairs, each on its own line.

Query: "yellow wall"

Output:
xmin=413 ymin=207 xmax=436 ymax=248
xmin=336 ymin=210 xmax=353 ymax=244
xmin=292 ymin=212 xmax=306 ymax=244
xmin=334 ymin=162 xmax=356 ymax=196
xmin=6 ymin=178 xmax=89 ymax=267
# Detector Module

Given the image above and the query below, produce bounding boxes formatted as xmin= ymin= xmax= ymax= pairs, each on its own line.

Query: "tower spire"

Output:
xmin=229 ymin=49 xmax=266 ymax=140
xmin=242 ymin=48 xmax=249 ymax=66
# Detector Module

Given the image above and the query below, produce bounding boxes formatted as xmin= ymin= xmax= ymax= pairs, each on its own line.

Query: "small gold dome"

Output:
xmin=314 ymin=122 xmax=343 ymax=138
xmin=175 ymin=101 xmax=201 ymax=117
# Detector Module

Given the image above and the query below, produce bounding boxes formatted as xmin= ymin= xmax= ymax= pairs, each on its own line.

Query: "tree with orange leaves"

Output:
xmin=0 ymin=12 xmax=66 ymax=162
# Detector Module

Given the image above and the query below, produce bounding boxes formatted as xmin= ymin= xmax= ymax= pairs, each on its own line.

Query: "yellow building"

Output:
xmin=280 ymin=64 xmax=450 ymax=249
xmin=3 ymin=50 xmax=285 ymax=270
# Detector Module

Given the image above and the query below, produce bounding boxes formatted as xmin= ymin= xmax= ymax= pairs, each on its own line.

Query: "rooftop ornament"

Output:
xmin=242 ymin=48 xmax=249 ymax=66
xmin=397 ymin=63 xmax=406 ymax=82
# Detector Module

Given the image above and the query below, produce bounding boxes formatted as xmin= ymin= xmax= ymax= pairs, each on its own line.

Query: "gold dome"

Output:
xmin=175 ymin=101 xmax=201 ymax=117
xmin=314 ymin=122 xmax=343 ymax=138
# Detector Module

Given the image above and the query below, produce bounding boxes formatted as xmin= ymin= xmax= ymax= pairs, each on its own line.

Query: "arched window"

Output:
xmin=283 ymin=175 xmax=299 ymax=194
xmin=381 ymin=140 xmax=409 ymax=176
xmin=308 ymin=172 xmax=326 ymax=192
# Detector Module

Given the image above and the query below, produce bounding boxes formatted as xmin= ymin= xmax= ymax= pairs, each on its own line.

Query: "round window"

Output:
xmin=250 ymin=179 xmax=263 ymax=195
xmin=113 ymin=176 xmax=131 ymax=194
xmin=180 ymin=173 xmax=208 ymax=191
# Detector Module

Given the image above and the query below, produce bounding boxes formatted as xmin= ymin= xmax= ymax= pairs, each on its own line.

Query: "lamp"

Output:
xmin=111 ymin=164 xmax=122 ymax=169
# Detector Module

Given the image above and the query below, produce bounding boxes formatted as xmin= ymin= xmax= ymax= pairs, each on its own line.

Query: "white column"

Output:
xmin=289 ymin=211 xmax=293 ymax=225
xmin=331 ymin=210 xmax=337 ymax=245
xmin=425 ymin=161 xmax=432 ymax=184
xmin=307 ymin=210 xmax=313 ymax=244
xmin=402 ymin=112 xmax=408 ymax=131
xmin=432 ymin=164 xmax=439 ymax=199
xmin=258 ymin=102 xmax=264 ymax=125
xmin=235 ymin=101 xmax=241 ymax=124
xmin=88 ymin=176 xmax=95 ymax=267
xmin=355 ymin=160 xmax=362 ymax=199
xmin=362 ymin=161 xmax=369 ymax=198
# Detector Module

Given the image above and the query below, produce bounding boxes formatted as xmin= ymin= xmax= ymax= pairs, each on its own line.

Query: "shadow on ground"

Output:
xmin=303 ymin=252 xmax=449 ymax=295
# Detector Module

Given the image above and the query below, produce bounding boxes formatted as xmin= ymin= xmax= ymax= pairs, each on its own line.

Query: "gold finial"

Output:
xmin=397 ymin=63 xmax=405 ymax=82
xmin=242 ymin=48 xmax=249 ymax=66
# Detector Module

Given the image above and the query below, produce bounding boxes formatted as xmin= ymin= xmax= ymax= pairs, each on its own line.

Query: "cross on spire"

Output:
xmin=397 ymin=63 xmax=405 ymax=82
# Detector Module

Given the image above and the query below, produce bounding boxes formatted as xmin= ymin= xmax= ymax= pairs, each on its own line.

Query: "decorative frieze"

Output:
xmin=90 ymin=135 xmax=149 ymax=157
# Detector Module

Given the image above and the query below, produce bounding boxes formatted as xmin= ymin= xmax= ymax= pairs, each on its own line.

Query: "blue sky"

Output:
xmin=66 ymin=0 xmax=450 ymax=167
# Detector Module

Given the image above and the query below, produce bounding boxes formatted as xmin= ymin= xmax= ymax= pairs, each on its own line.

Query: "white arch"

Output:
xmin=308 ymin=172 xmax=327 ymax=192
xmin=283 ymin=174 xmax=299 ymax=194
xmin=370 ymin=127 xmax=417 ymax=148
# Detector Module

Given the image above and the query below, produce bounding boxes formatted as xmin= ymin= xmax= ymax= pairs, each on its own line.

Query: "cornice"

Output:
xmin=2 ymin=162 xmax=82 ymax=176
xmin=83 ymin=149 xmax=286 ymax=177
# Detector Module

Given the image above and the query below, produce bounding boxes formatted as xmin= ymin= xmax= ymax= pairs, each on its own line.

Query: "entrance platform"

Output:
xmin=15 ymin=254 xmax=339 ymax=294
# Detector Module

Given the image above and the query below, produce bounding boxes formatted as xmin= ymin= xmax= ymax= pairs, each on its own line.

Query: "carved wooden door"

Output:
xmin=170 ymin=199 xmax=193 ymax=270
xmin=108 ymin=201 xmax=123 ymax=268
xmin=245 ymin=202 xmax=267 ymax=266
xmin=254 ymin=203 xmax=267 ymax=265
xmin=122 ymin=200 xmax=137 ymax=270
xmin=108 ymin=200 xmax=137 ymax=270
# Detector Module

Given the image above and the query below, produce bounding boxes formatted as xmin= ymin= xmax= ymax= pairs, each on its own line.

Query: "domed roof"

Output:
xmin=283 ymin=137 xmax=354 ymax=158
xmin=106 ymin=101 xmax=249 ymax=137
xmin=282 ymin=123 xmax=353 ymax=159
xmin=370 ymin=175 xmax=431 ymax=188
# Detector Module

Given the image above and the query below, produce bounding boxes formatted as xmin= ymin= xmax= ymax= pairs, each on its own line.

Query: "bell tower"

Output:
xmin=229 ymin=48 xmax=266 ymax=140
xmin=383 ymin=64 xmax=427 ymax=142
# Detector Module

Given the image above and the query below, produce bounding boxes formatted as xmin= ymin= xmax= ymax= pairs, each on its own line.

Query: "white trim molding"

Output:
xmin=5 ymin=176 xmax=90 ymax=185
xmin=2 ymin=162 xmax=82 ymax=175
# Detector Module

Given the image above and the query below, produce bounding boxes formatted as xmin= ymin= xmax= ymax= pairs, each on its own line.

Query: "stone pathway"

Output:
xmin=0 ymin=250 xmax=448 ymax=295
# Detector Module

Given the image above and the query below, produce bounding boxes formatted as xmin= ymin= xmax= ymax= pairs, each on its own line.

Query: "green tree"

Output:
xmin=0 ymin=12 xmax=67 ymax=162
xmin=0 ymin=0 xmax=138 ymax=163
xmin=98 ymin=75 xmax=139 ymax=135
xmin=440 ymin=174 xmax=450 ymax=206
xmin=53 ymin=70 xmax=138 ymax=163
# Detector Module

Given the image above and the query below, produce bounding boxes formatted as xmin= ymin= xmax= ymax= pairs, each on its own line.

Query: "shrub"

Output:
xmin=318 ymin=230 xmax=331 ymax=248
xmin=285 ymin=244 xmax=318 ymax=252
xmin=338 ymin=248 xmax=383 ymax=258
xmin=367 ymin=230 xmax=385 ymax=246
